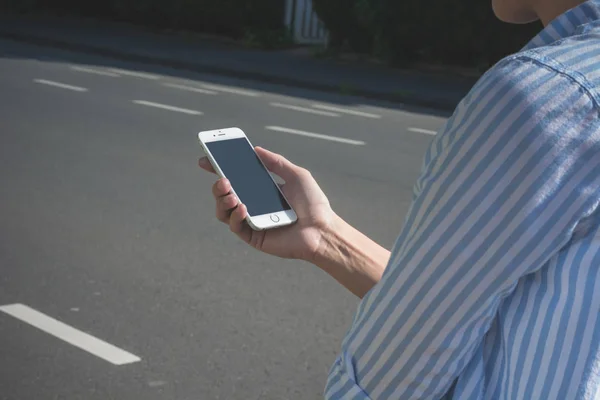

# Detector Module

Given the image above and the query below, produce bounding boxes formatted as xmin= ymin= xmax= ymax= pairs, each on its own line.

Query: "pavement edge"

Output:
xmin=0 ymin=29 xmax=460 ymax=111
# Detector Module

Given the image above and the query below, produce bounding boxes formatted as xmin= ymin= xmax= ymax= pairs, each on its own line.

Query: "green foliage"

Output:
xmin=5 ymin=0 xmax=286 ymax=42
xmin=312 ymin=0 xmax=541 ymax=68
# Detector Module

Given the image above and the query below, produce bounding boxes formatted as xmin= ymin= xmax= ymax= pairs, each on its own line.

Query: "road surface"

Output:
xmin=0 ymin=38 xmax=447 ymax=400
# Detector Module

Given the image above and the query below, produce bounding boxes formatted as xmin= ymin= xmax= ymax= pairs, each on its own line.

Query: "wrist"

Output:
xmin=309 ymin=214 xmax=389 ymax=298
xmin=310 ymin=213 xmax=348 ymax=267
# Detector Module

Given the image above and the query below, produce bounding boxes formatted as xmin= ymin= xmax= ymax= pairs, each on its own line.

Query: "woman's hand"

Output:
xmin=199 ymin=147 xmax=336 ymax=262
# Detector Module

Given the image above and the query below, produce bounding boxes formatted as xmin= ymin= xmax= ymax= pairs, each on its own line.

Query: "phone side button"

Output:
xmin=270 ymin=214 xmax=280 ymax=223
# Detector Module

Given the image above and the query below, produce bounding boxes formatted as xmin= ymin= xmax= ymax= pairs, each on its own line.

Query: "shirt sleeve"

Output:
xmin=325 ymin=55 xmax=600 ymax=399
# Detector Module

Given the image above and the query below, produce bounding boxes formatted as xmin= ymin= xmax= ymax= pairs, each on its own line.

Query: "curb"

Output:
xmin=0 ymin=29 xmax=462 ymax=111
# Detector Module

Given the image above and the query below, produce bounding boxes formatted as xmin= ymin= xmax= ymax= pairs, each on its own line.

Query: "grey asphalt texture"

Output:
xmin=0 ymin=38 xmax=447 ymax=400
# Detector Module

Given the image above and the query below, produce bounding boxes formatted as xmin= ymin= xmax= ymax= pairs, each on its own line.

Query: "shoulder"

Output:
xmin=416 ymin=52 xmax=599 ymax=197
xmin=467 ymin=53 xmax=588 ymax=114
xmin=445 ymin=52 xmax=598 ymax=144
xmin=524 ymin=26 xmax=600 ymax=86
xmin=527 ymin=32 xmax=600 ymax=107
xmin=471 ymin=37 xmax=600 ymax=118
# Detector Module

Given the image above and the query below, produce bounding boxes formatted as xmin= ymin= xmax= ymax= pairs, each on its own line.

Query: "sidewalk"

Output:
xmin=0 ymin=13 xmax=476 ymax=110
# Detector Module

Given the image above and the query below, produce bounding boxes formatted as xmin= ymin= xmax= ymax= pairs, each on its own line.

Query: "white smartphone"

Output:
xmin=198 ymin=127 xmax=298 ymax=231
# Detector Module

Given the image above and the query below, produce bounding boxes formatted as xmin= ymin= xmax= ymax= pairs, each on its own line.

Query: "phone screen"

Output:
xmin=206 ymin=138 xmax=291 ymax=217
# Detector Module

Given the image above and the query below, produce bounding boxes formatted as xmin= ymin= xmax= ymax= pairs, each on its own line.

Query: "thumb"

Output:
xmin=255 ymin=147 xmax=301 ymax=182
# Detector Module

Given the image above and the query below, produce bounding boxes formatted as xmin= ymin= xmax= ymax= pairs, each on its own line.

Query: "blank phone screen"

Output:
xmin=206 ymin=138 xmax=291 ymax=216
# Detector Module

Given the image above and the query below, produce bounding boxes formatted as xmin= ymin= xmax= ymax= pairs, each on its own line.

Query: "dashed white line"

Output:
xmin=0 ymin=304 xmax=141 ymax=366
xmin=107 ymin=68 xmax=159 ymax=80
xmin=198 ymin=84 xmax=260 ymax=97
xmin=311 ymin=104 xmax=382 ymax=119
xmin=270 ymin=103 xmax=340 ymax=117
xmin=408 ymin=127 xmax=437 ymax=135
xmin=70 ymin=66 xmax=121 ymax=77
xmin=132 ymin=100 xmax=203 ymax=115
xmin=33 ymin=79 xmax=88 ymax=92
xmin=162 ymin=83 xmax=218 ymax=95
xmin=266 ymin=126 xmax=365 ymax=146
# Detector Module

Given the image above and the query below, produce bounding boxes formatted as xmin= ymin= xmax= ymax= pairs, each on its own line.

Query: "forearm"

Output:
xmin=313 ymin=215 xmax=390 ymax=298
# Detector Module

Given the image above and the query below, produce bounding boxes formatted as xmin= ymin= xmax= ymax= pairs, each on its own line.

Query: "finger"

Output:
xmin=212 ymin=179 xmax=231 ymax=198
xmin=198 ymin=157 xmax=216 ymax=173
xmin=255 ymin=147 xmax=301 ymax=182
xmin=229 ymin=204 xmax=252 ymax=243
xmin=216 ymin=193 xmax=238 ymax=223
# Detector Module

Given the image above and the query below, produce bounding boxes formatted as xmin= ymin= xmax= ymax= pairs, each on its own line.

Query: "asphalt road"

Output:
xmin=0 ymin=38 xmax=447 ymax=400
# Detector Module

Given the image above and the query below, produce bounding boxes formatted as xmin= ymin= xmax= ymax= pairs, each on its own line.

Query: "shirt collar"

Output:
xmin=523 ymin=0 xmax=600 ymax=50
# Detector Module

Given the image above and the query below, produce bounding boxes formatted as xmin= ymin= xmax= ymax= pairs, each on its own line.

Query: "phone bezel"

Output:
xmin=198 ymin=127 xmax=298 ymax=231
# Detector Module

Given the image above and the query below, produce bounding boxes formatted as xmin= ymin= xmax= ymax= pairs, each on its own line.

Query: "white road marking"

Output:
xmin=132 ymin=100 xmax=203 ymax=115
xmin=162 ymin=83 xmax=218 ymax=95
xmin=408 ymin=127 xmax=437 ymax=135
xmin=311 ymin=104 xmax=382 ymax=119
xmin=70 ymin=66 xmax=121 ymax=77
xmin=33 ymin=79 xmax=88 ymax=92
xmin=198 ymin=84 xmax=260 ymax=97
xmin=107 ymin=68 xmax=159 ymax=80
xmin=0 ymin=304 xmax=141 ymax=366
xmin=270 ymin=103 xmax=340 ymax=117
xmin=266 ymin=126 xmax=365 ymax=146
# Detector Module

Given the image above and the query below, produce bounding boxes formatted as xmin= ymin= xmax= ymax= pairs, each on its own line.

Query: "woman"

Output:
xmin=200 ymin=0 xmax=600 ymax=398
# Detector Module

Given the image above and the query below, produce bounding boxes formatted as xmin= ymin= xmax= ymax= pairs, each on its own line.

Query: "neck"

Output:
xmin=534 ymin=0 xmax=587 ymax=25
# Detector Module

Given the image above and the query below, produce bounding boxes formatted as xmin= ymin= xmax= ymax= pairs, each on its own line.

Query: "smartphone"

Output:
xmin=198 ymin=127 xmax=298 ymax=231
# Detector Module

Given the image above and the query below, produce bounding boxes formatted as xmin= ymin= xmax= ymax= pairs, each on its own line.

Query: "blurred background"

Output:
xmin=0 ymin=1 xmax=540 ymax=399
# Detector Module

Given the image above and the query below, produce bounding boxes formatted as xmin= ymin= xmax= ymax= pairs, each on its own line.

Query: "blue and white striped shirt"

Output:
xmin=325 ymin=2 xmax=600 ymax=399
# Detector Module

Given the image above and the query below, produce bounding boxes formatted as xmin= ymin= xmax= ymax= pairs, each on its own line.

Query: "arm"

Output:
xmin=199 ymin=146 xmax=389 ymax=299
xmin=325 ymin=56 xmax=600 ymax=399
xmin=314 ymin=215 xmax=390 ymax=299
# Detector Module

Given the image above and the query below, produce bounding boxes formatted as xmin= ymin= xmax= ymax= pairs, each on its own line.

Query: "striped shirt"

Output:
xmin=325 ymin=1 xmax=600 ymax=399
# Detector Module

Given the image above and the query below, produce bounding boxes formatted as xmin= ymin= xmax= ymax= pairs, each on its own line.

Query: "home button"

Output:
xmin=270 ymin=214 xmax=280 ymax=223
